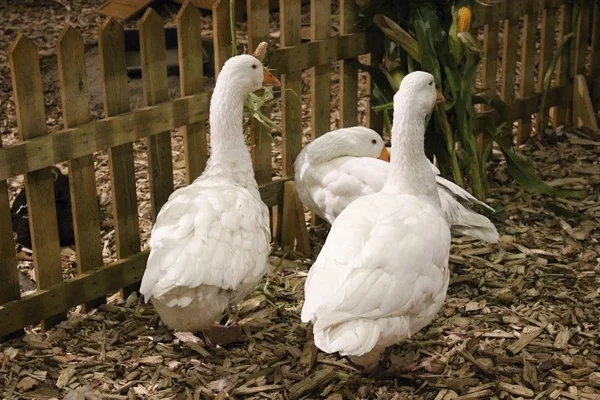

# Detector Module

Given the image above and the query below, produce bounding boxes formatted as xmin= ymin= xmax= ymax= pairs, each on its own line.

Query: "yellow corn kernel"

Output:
xmin=457 ymin=6 xmax=472 ymax=33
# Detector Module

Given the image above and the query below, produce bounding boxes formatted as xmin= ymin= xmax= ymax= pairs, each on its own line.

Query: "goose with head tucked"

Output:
xmin=140 ymin=50 xmax=280 ymax=344
xmin=301 ymin=71 xmax=451 ymax=374
xmin=294 ymin=126 xmax=498 ymax=243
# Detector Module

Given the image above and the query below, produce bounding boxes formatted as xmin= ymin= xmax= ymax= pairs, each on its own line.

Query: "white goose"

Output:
xmin=294 ymin=127 xmax=498 ymax=243
xmin=140 ymin=54 xmax=280 ymax=339
xmin=301 ymin=71 xmax=451 ymax=373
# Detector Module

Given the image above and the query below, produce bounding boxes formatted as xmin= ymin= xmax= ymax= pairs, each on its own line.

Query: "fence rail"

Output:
xmin=0 ymin=0 xmax=598 ymax=338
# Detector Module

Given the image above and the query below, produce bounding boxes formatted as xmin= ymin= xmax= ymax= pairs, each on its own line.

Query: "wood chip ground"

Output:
xmin=1 ymin=1 xmax=599 ymax=399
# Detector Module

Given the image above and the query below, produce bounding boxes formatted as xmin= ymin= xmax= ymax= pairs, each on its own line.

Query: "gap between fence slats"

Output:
xmin=9 ymin=34 xmax=65 ymax=331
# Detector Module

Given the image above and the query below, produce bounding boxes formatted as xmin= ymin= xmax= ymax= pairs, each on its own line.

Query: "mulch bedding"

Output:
xmin=1 ymin=1 xmax=599 ymax=399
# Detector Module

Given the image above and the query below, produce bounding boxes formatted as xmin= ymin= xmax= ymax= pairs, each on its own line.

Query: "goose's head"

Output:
xmin=306 ymin=127 xmax=390 ymax=164
xmin=219 ymin=54 xmax=281 ymax=93
xmin=394 ymin=71 xmax=444 ymax=116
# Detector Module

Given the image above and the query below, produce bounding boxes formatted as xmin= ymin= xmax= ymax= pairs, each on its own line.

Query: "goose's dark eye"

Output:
xmin=371 ymin=139 xmax=377 ymax=144
xmin=252 ymin=64 xmax=257 ymax=69
xmin=428 ymin=81 xmax=433 ymax=86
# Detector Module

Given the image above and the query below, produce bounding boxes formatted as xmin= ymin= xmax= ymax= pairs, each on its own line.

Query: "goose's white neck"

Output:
xmin=383 ymin=98 xmax=439 ymax=204
xmin=199 ymin=78 xmax=257 ymax=190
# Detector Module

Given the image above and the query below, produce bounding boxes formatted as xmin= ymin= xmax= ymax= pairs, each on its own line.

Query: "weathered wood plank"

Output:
xmin=367 ymin=35 xmax=384 ymax=135
xmin=0 ymin=251 xmax=149 ymax=337
xmin=478 ymin=21 xmax=499 ymax=155
xmin=280 ymin=0 xmax=303 ymax=177
xmin=99 ymin=17 xmax=141 ymax=300
xmin=9 ymin=34 xmax=64 ymax=330
xmin=517 ymin=12 xmax=538 ymax=144
xmin=500 ymin=18 xmax=519 ymax=117
xmin=310 ymin=0 xmax=331 ymax=139
xmin=139 ymin=9 xmax=174 ymax=221
xmin=177 ymin=1 xmax=207 ymax=184
xmin=248 ymin=0 xmax=273 ymax=184
xmin=536 ymin=7 xmax=557 ymax=134
xmin=0 ymin=139 xmax=20 ymax=339
xmin=0 ymin=92 xmax=211 ymax=182
xmin=309 ymin=0 xmax=331 ymax=226
xmin=591 ymin=2 xmax=600 ymax=108
xmin=472 ymin=0 xmax=567 ymax=28
xmin=270 ymin=31 xmax=370 ymax=74
xmin=212 ymin=0 xmax=232 ymax=75
xmin=57 ymin=25 xmax=105 ymax=310
xmin=339 ymin=0 xmax=358 ymax=127
xmin=551 ymin=3 xmax=572 ymax=126
xmin=573 ymin=0 xmax=590 ymax=76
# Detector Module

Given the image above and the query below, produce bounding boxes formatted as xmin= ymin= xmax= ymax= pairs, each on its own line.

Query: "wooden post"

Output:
xmin=500 ymin=17 xmax=519 ymax=137
xmin=537 ymin=7 xmax=557 ymax=135
xmin=517 ymin=11 xmax=537 ymax=145
xmin=551 ymin=4 xmax=572 ymax=126
xmin=57 ymin=25 xmax=105 ymax=311
xmin=212 ymin=0 xmax=232 ymax=76
xmin=478 ymin=21 xmax=498 ymax=156
xmin=278 ymin=0 xmax=303 ymax=244
xmin=99 ymin=17 xmax=141 ymax=298
xmin=9 ymin=34 xmax=65 ymax=331
xmin=248 ymin=0 xmax=273 ymax=185
xmin=339 ymin=0 xmax=359 ymax=128
xmin=590 ymin=2 xmax=600 ymax=109
xmin=572 ymin=75 xmax=599 ymax=131
xmin=177 ymin=0 xmax=208 ymax=184
xmin=281 ymin=181 xmax=311 ymax=256
xmin=0 ymin=139 xmax=21 ymax=340
xmin=139 ymin=9 xmax=175 ymax=221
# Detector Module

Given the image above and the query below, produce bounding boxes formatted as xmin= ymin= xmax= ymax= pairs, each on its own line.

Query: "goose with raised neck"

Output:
xmin=139 ymin=53 xmax=281 ymax=341
xmin=301 ymin=71 xmax=452 ymax=375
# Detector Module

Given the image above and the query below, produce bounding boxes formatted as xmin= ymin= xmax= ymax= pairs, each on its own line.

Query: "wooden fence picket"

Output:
xmin=0 ymin=139 xmax=20 ymax=339
xmin=139 ymin=9 xmax=174 ymax=221
xmin=339 ymin=0 xmax=359 ymax=127
xmin=99 ymin=17 xmax=141 ymax=298
xmin=176 ymin=0 xmax=207 ymax=184
xmin=9 ymin=34 xmax=64 ymax=330
xmin=57 ymin=25 xmax=105 ymax=310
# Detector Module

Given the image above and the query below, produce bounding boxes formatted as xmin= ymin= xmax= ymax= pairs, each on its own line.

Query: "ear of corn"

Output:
xmin=457 ymin=6 xmax=472 ymax=33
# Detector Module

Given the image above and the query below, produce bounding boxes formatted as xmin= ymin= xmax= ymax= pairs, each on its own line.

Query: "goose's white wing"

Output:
xmin=295 ymin=156 xmax=388 ymax=223
xmin=140 ymin=182 xmax=271 ymax=308
xmin=296 ymin=153 xmax=498 ymax=242
xmin=301 ymin=193 xmax=450 ymax=357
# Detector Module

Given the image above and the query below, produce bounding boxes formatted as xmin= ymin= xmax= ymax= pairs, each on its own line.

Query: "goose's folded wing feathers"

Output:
xmin=301 ymin=195 xmax=450 ymax=330
xmin=140 ymin=183 xmax=270 ymax=306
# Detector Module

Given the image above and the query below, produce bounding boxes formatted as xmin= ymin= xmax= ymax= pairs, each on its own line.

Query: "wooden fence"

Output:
xmin=0 ymin=0 xmax=380 ymax=338
xmin=473 ymin=0 xmax=600 ymax=144
xmin=0 ymin=0 xmax=598 ymax=338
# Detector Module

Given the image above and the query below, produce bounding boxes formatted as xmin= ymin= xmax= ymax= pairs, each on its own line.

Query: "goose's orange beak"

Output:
xmin=263 ymin=67 xmax=281 ymax=87
xmin=378 ymin=146 xmax=391 ymax=162
xmin=436 ymin=91 xmax=445 ymax=104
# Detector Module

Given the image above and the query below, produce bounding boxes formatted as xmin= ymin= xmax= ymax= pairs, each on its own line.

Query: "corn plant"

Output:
xmin=355 ymin=0 xmax=585 ymax=200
